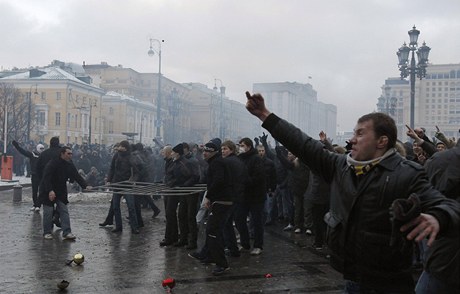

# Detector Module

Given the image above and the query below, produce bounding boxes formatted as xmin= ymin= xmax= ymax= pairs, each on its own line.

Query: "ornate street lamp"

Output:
xmin=167 ymin=88 xmax=181 ymax=144
xmin=377 ymin=85 xmax=398 ymax=116
xmin=397 ymin=25 xmax=431 ymax=129
xmin=27 ymin=84 xmax=38 ymax=142
xmin=148 ymin=38 xmax=164 ymax=139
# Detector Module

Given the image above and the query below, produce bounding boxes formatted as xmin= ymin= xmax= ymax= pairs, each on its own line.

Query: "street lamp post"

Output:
xmin=26 ymin=85 xmax=38 ymax=143
xmin=167 ymin=88 xmax=180 ymax=144
xmin=148 ymin=38 xmax=164 ymax=139
xmin=377 ymin=85 xmax=397 ymax=115
xmin=213 ymin=79 xmax=225 ymax=139
xmin=397 ymin=25 xmax=431 ymax=129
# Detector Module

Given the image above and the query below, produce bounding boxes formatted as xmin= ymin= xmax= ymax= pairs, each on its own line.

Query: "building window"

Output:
xmin=109 ymin=107 xmax=114 ymax=115
xmin=67 ymin=113 xmax=71 ymax=127
xmin=75 ymin=115 xmax=78 ymax=128
xmin=41 ymin=92 xmax=46 ymax=100
xmin=55 ymin=112 xmax=61 ymax=126
xmin=108 ymin=121 xmax=113 ymax=134
xmin=37 ymin=111 xmax=46 ymax=126
xmin=56 ymin=92 xmax=61 ymax=100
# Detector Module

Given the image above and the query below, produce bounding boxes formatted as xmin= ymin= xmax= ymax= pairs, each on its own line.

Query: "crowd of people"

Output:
xmin=2 ymin=91 xmax=460 ymax=292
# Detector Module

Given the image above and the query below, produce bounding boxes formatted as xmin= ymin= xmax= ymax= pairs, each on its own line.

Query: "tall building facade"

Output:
xmin=378 ymin=63 xmax=460 ymax=141
xmin=253 ymin=82 xmax=337 ymax=142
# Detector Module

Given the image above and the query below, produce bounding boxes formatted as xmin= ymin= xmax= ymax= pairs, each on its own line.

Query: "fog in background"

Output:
xmin=1 ymin=0 xmax=460 ymax=131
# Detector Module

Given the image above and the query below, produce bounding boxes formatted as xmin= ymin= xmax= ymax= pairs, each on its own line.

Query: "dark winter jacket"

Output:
xmin=423 ymin=146 xmax=460 ymax=289
xmin=12 ymin=141 xmax=40 ymax=175
xmin=262 ymin=113 xmax=460 ymax=293
xmin=276 ymin=147 xmax=310 ymax=197
xmin=261 ymin=156 xmax=277 ymax=193
xmin=224 ymin=153 xmax=247 ymax=202
xmin=238 ymin=148 xmax=266 ymax=204
xmin=39 ymin=157 xmax=87 ymax=206
xmin=107 ymin=151 xmax=138 ymax=183
xmin=169 ymin=156 xmax=199 ymax=187
xmin=206 ymin=153 xmax=233 ymax=203
xmin=36 ymin=146 xmax=61 ymax=181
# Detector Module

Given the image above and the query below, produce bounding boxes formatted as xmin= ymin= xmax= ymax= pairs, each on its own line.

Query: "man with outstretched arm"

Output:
xmin=245 ymin=91 xmax=460 ymax=294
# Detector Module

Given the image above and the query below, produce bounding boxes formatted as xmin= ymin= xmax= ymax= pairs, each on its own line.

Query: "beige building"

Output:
xmin=378 ymin=63 xmax=460 ymax=141
xmin=85 ymin=63 xmax=192 ymax=145
xmin=1 ymin=65 xmax=105 ymax=145
xmin=85 ymin=62 xmax=259 ymax=144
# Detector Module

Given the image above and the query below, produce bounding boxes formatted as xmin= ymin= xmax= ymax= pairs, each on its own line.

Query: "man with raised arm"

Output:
xmin=245 ymin=91 xmax=460 ymax=294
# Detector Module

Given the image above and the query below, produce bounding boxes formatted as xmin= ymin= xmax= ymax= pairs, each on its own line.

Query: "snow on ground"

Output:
xmin=0 ymin=175 xmax=31 ymax=186
xmin=1 ymin=174 xmax=112 ymax=203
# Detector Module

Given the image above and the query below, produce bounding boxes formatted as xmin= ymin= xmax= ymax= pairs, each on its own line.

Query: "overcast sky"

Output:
xmin=1 ymin=0 xmax=460 ymax=131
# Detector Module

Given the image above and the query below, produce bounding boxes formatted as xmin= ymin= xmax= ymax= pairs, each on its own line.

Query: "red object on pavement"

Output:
xmin=162 ymin=278 xmax=175 ymax=289
xmin=265 ymin=273 xmax=272 ymax=278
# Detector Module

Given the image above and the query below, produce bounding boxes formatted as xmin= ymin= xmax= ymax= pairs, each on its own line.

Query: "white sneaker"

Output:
xmin=44 ymin=234 xmax=53 ymax=240
xmin=30 ymin=207 xmax=36 ymax=211
xmin=63 ymin=233 xmax=76 ymax=240
xmin=283 ymin=224 xmax=294 ymax=231
xmin=34 ymin=207 xmax=40 ymax=212
xmin=294 ymin=228 xmax=302 ymax=234
xmin=305 ymin=229 xmax=312 ymax=235
xmin=250 ymin=248 xmax=263 ymax=255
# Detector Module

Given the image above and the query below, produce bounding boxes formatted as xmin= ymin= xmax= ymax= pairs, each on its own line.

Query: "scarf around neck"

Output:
xmin=346 ymin=148 xmax=396 ymax=176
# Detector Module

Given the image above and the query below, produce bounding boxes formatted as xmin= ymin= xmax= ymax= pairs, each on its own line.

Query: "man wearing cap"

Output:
xmin=12 ymin=140 xmax=45 ymax=211
xmin=190 ymin=139 xmax=234 ymax=275
xmin=161 ymin=143 xmax=197 ymax=246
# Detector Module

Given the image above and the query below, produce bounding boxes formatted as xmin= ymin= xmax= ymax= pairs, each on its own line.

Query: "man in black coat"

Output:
xmin=12 ymin=141 xmax=45 ymax=211
xmin=40 ymin=146 xmax=90 ymax=240
xmin=36 ymin=136 xmax=61 ymax=183
xmin=246 ymin=91 xmax=460 ymax=293
xmin=189 ymin=139 xmax=234 ymax=276
xmin=235 ymin=137 xmax=266 ymax=256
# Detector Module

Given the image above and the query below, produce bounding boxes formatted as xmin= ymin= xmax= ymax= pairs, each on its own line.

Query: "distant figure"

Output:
xmin=12 ymin=141 xmax=45 ymax=211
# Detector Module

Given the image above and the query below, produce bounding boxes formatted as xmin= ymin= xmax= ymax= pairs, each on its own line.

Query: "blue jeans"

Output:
xmin=234 ymin=202 xmax=264 ymax=249
xmin=112 ymin=194 xmax=138 ymax=231
xmin=43 ymin=201 xmax=71 ymax=236
xmin=415 ymin=271 xmax=455 ymax=294
xmin=264 ymin=193 xmax=275 ymax=224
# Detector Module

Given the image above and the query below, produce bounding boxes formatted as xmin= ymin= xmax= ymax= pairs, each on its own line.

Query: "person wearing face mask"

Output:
xmin=12 ymin=140 xmax=45 ymax=212
xmin=235 ymin=137 xmax=266 ymax=256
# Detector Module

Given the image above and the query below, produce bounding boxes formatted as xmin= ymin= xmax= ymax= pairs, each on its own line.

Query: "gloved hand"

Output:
xmin=389 ymin=193 xmax=421 ymax=246
xmin=259 ymin=132 xmax=268 ymax=145
xmin=254 ymin=137 xmax=259 ymax=146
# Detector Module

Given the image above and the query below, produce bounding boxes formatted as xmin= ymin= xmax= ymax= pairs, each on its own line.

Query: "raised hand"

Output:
xmin=245 ymin=91 xmax=271 ymax=121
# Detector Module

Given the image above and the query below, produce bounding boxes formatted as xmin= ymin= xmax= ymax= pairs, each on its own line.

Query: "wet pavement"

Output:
xmin=1 ymin=187 xmax=344 ymax=294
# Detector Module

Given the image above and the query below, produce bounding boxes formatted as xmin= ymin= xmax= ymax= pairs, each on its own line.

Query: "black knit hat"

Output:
xmin=172 ymin=143 xmax=184 ymax=155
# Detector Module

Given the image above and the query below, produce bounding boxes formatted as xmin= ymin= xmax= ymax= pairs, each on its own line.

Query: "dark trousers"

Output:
xmin=311 ymin=203 xmax=329 ymax=247
xmin=142 ymin=195 xmax=161 ymax=214
xmin=31 ymin=174 xmax=40 ymax=207
xmin=103 ymin=200 xmax=114 ymax=224
xmin=134 ymin=196 xmax=144 ymax=227
xmin=164 ymin=195 xmax=181 ymax=243
xmin=207 ymin=203 xmax=231 ymax=268
xmin=178 ymin=193 xmax=199 ymax=245
xmin=234 ymin=202 xmax=264 ymax=249
xmin=223 ymin=204 xmax=239 ymax=254
xmin=293 ymin=191 xmax=305 ymax=229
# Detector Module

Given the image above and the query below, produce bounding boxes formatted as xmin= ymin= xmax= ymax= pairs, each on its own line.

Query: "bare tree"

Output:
xmin=0 ymin=83 xmax=34 ymax=144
